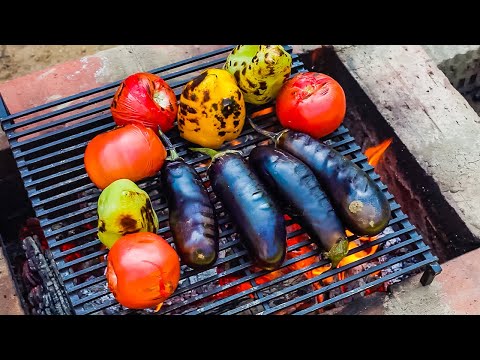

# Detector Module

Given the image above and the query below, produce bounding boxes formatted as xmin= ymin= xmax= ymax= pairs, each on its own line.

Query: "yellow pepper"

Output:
xmin=178 ymin=68 xmax=246 ymax=149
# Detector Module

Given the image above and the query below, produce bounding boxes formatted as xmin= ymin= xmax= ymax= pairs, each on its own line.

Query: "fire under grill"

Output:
xmin=0 ymin=45 xmax=442 ymax=315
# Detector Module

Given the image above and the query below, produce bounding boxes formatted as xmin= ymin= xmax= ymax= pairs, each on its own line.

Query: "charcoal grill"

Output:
xmin=0 ymin=45 xmax=442 ymax=315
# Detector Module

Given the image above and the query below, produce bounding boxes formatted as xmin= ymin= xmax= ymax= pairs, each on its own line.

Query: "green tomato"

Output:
xmin=224 ymin=45 xmax=292 ymax=105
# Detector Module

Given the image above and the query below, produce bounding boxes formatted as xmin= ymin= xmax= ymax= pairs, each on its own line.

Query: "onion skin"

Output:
xmin=111 ymin=72 xmax=178 ymax=132
xmin=84 ymin=123 xmax=167 ymax=190
xmin=106 ymin=232 xmax=180 ymax=310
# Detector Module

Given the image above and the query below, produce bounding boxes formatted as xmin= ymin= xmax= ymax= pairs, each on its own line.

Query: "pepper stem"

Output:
xmin=248 ymin=116 xmax=284 ymax=143
xmin=158 ymin=126 xmax=180 ymax=161
xmin=325 ymin=238 xmax=349 ymax=268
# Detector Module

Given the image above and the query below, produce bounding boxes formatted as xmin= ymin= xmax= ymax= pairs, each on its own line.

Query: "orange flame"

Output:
xmin=213 ymin=219 xmax=325 ymax=305
xmin=213 ymin=224 xmax=383 ymax=306
xmin=250 ymin=106 xmax=275 ymax=119
xmin=213 ymin=275 xmax=255 ymax=300
xmin=229 ymin=139 xmax=242 ymax=147
xmin=365 ymin=138 xmax=393 ymax=167
xmin=336 ymin=231 xmax=379 ymax=283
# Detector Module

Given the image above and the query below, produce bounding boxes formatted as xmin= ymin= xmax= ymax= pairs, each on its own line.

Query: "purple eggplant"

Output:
xmin=248 ymin=145 xmax=348 ymax=267
xmin=159 ymin=129 xmax=218 ymax=269
xmin=191 ymin=147 xmax=287 ymax=271
xmin=249 ymin=118 xmax=391 ymax=237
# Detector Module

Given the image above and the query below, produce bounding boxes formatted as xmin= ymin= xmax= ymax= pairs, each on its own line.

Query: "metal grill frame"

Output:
xmin=0 ymin=45 xmax=442 ymax=315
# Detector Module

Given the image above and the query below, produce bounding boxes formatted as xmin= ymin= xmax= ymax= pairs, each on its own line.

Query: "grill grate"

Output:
xmin=0 ymin=45 xmax=441 ymax=315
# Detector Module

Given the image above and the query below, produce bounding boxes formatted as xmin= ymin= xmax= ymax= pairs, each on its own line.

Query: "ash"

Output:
xmin=378 ymin=227 xmax=419 ymax=285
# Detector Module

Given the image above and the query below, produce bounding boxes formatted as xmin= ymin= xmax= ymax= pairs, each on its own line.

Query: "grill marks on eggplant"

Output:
xmin=161 ymin=159 xmax=219 ymax=270
xmin=158 ymin=128 xmax=219 ymax=269
xmin=248 ymin=146 xmax=348 ymax=266
xmin=198 ymin=150 xmax=286 ymax=271
xmin=277 ymin=130 xmax=391 ymax=236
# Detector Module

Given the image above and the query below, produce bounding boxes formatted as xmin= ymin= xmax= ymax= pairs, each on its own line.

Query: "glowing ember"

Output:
xmin=365 ymin=138 xmax=393 ymax=167
xmin=229 ymin=139 xmax=242 ymax=147
xmin=213 ymin=219 xmax=321 ymax=302
xmin=212 ymin=222 xmax=384 ymax=310
xmin=213 ymin=274 xmax=254 ymax=300
xmin=19 ymin=217 xmax=48 ymax=249
xmin=250 ymin=106 xmax=275 ymax=119
xmin=336 ymin=238 xmax=378 ymax=281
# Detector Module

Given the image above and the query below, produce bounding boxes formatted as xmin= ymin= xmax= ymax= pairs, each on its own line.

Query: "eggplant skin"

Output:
xmin=277 ymin=130 xmax=391 ymax=236
xmin=161 ymin=159 xmax=218 ymax=269
xmin=208 ymin=152 xmax=286 ymax=270
xmin=248 ymin=146 xmax=346 ymax=252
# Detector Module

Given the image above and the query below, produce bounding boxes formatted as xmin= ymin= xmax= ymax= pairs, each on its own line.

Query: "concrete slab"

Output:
xmin=334 ymin=45 xmax=480 ymax=260
xmin=422 ymin=45 xmax=480 ymax=65
xmin=385 ymin=246 xmax=480 ymax=315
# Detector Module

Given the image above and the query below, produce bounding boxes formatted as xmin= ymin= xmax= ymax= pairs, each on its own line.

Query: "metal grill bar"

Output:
xmin=2 ymin=46 xmax=237 ymax=124
xmin=0 ymin=45 xmax=440 ymax=315
xmin=187 ymin=227 xmax=423 ymax=315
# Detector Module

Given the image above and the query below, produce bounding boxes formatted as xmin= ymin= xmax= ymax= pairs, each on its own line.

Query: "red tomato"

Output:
xmin=111 ymin=72 xmax=178 ymax=132
xmin=84 ymin=123 xmax=167 ymax=190
xmin=275 ymin=72 xmax=346 ymax=138
xmin=106 ymin=232 xmax=181 ymax=310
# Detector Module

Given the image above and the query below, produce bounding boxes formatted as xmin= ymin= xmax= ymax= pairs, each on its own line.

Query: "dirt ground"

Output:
xmin=0 ymin=45 xmax=117 ymax=82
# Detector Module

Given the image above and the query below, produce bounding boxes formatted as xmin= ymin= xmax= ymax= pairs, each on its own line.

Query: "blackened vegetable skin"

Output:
xmin=208 ymin=152 xmax=286 ymax=271
xmin=248 ymin=146 xmax=348 ymax=266
xmin=161 ymin=159 xmax=218 ymax=269
xmin=277 ymin=130 xmax=391 ymax=236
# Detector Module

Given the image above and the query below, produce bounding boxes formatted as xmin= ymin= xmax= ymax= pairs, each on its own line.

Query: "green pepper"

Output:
xmin=224 ymin=45 xmax=292 ymax=105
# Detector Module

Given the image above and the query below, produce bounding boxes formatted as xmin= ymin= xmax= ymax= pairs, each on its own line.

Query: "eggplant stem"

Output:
xmin=248 ymin=117 xmax=276 ymax=139
xmin=325 ymin=238 xmax=349 ymax=268
xmin=190 ymin=147 xmax=242 ymax=164
xmin=248 ymin=116 xmax=286 ymax=144
xmin=189 ymin=147 xmax=221 ymax=159
xmin=158 ymin=126 xmax=180 ymax=161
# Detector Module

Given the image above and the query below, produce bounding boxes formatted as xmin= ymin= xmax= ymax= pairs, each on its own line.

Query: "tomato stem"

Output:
xmin=158 ymin=126 xmax=180 ymax=161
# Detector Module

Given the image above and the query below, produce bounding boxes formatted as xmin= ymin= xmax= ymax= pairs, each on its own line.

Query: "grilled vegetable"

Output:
xmin=97 ymin=178 xmax=159 ymax=249
xmin=178 ymin=68 xmax=246 ymax=149
xmin=84 ymin=123 xmax=167 ymax=190
xmin=106 ymin=232 xmax=180 ymax=310
xmin=275 ymin=71 xmax=346 ymax=139
xmin=224 ymin=45 xmax=292 ymax=105
xmin=249 ymin=119 xmax=391 ymax=236
xmin=110 ymin=72 xmax=178 ymax=132
xmin=190 ymin=147 xmax=286 ymax=270
xmin=248 ymin=145 xmax=348 ymax=267
xmin=159 ymin=129 xmax=219 ymax=269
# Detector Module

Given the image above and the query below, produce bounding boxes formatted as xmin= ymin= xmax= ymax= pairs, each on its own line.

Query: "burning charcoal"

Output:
xmin=20 ymin=236 xmax=73 ymax=314
xmin=27 ymin=285 xmax=43 ymax=308
xmin=22 ymin=260 xmax=41 ymax=287
xmin=51 ymin=223 xmax=63 ymax=231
